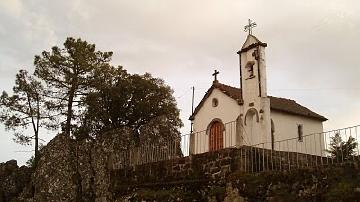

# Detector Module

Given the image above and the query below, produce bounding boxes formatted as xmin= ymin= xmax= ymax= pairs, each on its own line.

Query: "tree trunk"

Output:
xmin=65 ymin=95 xmax=74 ymax=135
xmin=34 ymin=131 xmax=39 ymax=167
xmin=65 ymin=81 xmax=77 ymax=136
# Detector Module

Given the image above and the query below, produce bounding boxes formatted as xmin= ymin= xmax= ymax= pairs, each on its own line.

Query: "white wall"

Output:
xmin=270 ymin=110 xmax=325 ymax=156
xmin=191 ymin=88 xmax=241 ymax=154
xmin=240 ymin=40 xmax=272 ymax=148
xmin=190 ymin=89 xmax=326 ymax=156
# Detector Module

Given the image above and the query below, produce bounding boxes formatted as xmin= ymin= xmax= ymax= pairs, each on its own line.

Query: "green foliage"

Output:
xmin=2 ymin=37 xmax=183 ymax=160
xmin=26 ymin=156 xmax=35 ymax=168
xmin=134 ymin=188 xmax=178 ymax=201
xmin=324 ymin=164 xmax=360 ymax=201
xmin=208 ymin=186 xmax=226 ymax=201
xmin=34 ymin=37 xmax=113 ymax=136
xmin=0 ymin=70 xmax=56 ymax=166
xmin=78 ymin=65 xmax=183 ymax=144
xmin=327 ymin=133 xmax=358 ymax=161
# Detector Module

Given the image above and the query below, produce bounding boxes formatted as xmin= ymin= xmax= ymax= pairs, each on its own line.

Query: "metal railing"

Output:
xmin=191 ymin=120 xmax=238 ymax=154
xmin=112 ymin=122 xmax=360 ymax=171
xmin=244 ymin=124 xmax=360 ymax=172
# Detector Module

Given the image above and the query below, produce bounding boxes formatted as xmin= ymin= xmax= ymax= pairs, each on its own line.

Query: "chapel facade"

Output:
xmin=189 ymin=34 xmax=327 ymax=155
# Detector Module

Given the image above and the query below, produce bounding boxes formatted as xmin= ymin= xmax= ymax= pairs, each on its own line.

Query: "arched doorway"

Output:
xmin=209 ymin=121 xmax=224 ymax=151
xmin=244 ymin=108 xmax=260 ymax=145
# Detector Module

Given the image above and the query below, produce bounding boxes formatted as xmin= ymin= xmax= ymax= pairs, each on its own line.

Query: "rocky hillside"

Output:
xmin=1 ymin=129 xmax=360 ymax=201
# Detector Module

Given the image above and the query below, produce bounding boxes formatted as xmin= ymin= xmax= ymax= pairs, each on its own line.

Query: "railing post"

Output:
xmin=313 ymin=133 xmax=317 ymax=167
xmin=325 ymin=132 xmax=328 ymax=166
xmin=340 ymin=130 xmax=344 ymax=164
xmin=251 ymin=147 xmax=254 ymax=173
xmin=266 ymin=143 xmax=269 ymax=171
xmin=287 ymin=139 xmax=290 ymax=171
xmin=356 ymin=126 xmax=359 ymax=161
xmin=257 ymin=146 xmax=260 ymax=172
xmin=271 ymin=143 xmax=274 ymax=171
xmin=245 ymin=146 xmax=247 ymax=173
xmin=350 ymin=128 xmax=355 ymax=162
xmin=296 ymin=138 xmax=299 ymax=168
xmin=262 ymin=143 xmax=265 ymax=171
xmin=319 ymin=133 xmax=323 ymax=167
xmin=279 ymin=141 xmax=282 ymax=171
xmin=305 ymin=136 xmax=309 ymax=167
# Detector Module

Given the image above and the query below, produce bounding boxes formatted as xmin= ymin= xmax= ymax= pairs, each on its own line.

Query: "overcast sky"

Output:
xmin=1 ymin=0 xmax=359 ymax=165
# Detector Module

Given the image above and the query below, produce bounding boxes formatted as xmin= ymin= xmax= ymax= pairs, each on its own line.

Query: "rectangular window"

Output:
xmin=297 ymin=124 xmax=303 ymax=142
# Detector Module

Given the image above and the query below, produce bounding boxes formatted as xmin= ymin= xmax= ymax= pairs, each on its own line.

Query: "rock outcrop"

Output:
xmin=0 ymin=160 xmax=32 ymax=202
xmin=31 ymin=133 xmax=78 ymax=202
xmin=1 ymin=128 xmax=360 ymax=201
xmin=14 ymin=128 xmax=133 ymax=202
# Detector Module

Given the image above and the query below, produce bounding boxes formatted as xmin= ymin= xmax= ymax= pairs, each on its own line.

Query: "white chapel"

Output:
xmin=189 ymin=27 xmax=327 ymax=155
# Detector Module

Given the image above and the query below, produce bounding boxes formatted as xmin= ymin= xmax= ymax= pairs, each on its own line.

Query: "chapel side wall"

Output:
xmin=192 ymin=88 xmax=241 ymax=154
xmin=270 ymin=110 xmax=325 ymax=156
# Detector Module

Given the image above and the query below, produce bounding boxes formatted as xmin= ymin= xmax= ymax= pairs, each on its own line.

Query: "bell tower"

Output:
xmin=237 ymin=20 xmax=271 ymax=147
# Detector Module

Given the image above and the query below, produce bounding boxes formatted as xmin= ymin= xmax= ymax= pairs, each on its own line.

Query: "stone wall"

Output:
xmin=115 ymin=163 xmax=360 ymax=201
xmin=111 ymin=148 xmax=238 ymax=193
xmin=1 ymin=129 xmax=359 ymax=201
xmin=110 ymin=146 xmax=328 ymax=187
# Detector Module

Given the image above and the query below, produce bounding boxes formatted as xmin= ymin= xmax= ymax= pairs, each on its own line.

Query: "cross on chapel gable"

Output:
xmin=212 ymin=70 xmax=219 ymax=82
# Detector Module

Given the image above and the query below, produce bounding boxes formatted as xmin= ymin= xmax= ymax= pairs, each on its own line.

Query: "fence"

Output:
xmin=240 ymin=124 xmax=360 ymax=172
xmin=191 ymin=120 xmax=238 ymax=154
xmin=112 ymin=122 xmax=360 ymax=171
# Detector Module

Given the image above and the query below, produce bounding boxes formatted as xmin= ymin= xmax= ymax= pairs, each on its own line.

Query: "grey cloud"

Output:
xmin=0 ymin=0 xmax=359 ymax=164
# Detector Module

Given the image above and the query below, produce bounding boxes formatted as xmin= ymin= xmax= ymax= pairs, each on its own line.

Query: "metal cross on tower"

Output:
xmin=244 ymin=19 xmax=257 ymax=35
xmin=212 ymin=70 xmax=219 ymax=81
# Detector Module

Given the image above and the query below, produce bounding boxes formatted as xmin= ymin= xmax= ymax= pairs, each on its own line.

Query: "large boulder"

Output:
xmin=91 ymin=128 xmax=133 ymax=202
xmin=32 ymin=134 xmax=79 ymax=202
xmin=0 ymin=160 xmax=32 ymax=202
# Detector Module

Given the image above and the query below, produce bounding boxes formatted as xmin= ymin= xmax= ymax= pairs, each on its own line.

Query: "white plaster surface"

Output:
xmin=191 ymin=88 xmax=240 ymax=154
xmin=270 ymin=110 xmax=325 ymax=156
xmin=190 ymin=34 xmax=325 ymax=156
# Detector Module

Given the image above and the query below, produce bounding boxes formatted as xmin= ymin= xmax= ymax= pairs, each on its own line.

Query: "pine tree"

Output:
xmin=34 ymin=37 xmax=113 ymax=136
xmin=327 ymin=133 xmax=358 ymax=162
xmin=0 ymin=70 xmax=56 ymax=166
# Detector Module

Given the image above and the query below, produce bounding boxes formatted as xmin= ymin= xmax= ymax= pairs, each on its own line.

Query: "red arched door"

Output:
xmin=209 ymin=121 xmax=224 ymax=151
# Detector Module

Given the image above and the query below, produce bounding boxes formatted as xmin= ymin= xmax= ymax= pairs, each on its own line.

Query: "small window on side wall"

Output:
xmin=297 ymin=124 xmax=303 ymax=142
xmin=212 ymin=98 xmax=219 ymax=107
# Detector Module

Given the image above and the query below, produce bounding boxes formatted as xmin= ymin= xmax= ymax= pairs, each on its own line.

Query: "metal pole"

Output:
xmin=190 ymin=86 xmax=195 ymax=134
xmin=266 ymin=143 xmax=269 ymax=171
xmin=331 ymin=132 xmax=334 ymax=165
xmin=356 ymin=127 xmax=359 ymax=160
xmin=279 ymin=142 xmax=282 ymax=171
xmin=314 ymin=134 xmax=317 ymax=167
xmin=325 ymin=132 xmax=328 ymax=165
xmin=258 ymin=146 xmax=260 ymax=172
xmin=304 ymin=136 xmax=308 ymax=167
xmin=296 ymin=138 xmax=299 ymax=168
xmin=240 ymin=146 xmax=243 ymax=171
xmin=271 ymin=143 xmax=274 ymax=170
xmin=251 ymin=147 xmax=254 ymax=172
xmin=262 ymin=143 xmax=265 ymax=171
xmin=340 ymin=130 xmax=344 ymax=163
xmin=351 ymin=128 xmax=355 ymax=161
xmin=287 ymin=140 xmax=290 ymax=171
xmin=320 ymin=133 xmax=323 ymax=166
xmin=245 ymin=147 xmax=247 ymax=172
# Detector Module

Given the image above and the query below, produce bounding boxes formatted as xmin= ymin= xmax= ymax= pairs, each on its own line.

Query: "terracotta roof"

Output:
xmin=268 ymin=96 xmax=327 ymax=121
xmin=189 ymin=82 xmax=327 ymax=121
